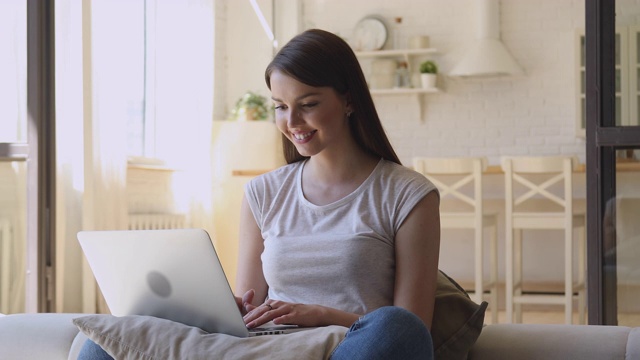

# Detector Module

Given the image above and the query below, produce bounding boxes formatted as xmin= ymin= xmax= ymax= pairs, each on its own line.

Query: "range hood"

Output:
xmin=450 ymin=0 xmax=524 ymax=78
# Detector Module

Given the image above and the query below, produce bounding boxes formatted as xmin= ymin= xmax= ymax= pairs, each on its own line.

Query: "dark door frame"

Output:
xmin=27 ymin=0 xmax=56 ymax=313
xmin=586 ymin=0 xmax=640 ymax=325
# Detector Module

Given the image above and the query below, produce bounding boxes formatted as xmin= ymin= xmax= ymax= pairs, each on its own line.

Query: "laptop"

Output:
xmin=77 ymin=228 xmax=303 ymax=337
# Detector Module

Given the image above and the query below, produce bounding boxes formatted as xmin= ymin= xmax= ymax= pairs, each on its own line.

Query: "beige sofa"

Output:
xmin=1 ymin=312 xmax=639 ymax=360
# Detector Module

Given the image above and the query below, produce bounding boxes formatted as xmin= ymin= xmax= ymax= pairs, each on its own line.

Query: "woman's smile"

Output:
xmin=269 ymin=70 xmax=352 ymax=158
xmin=292 ymin=130 xmax=317 ymax=142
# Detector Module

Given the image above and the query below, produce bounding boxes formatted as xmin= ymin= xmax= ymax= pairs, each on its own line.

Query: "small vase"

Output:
xmin=237 ymin=107 xmax=260 ymax=121
xmin=420 ymin=73 xmax=437 ymax=89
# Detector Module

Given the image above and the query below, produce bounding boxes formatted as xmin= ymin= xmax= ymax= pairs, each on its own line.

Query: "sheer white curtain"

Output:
xmin=54 ymin=0 xmax=215 ymax=313
xmin=52 ymin=0 xmax=132 ymax=314
xmin=0 ymin=0 xmax=27 ymax=314
xmin=0 ymin=163 xmax=26 ymax=314
xmin=152 ymin=0 xmax=215 ymax=235
xmin=55 ymin=0 xmax=86 ymax=313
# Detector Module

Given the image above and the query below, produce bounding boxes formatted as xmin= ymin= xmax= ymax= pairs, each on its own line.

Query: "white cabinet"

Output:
xmin=354 ymin=48 xmax=441 ymax=95
xmin=576 ymin=26 xmax=640 ymax=137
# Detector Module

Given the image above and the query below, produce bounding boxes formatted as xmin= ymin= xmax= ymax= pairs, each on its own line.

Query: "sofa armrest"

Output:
xmin=628 ymin=328 xmax=640 ymax=360
xmin=468 ymin=324 xmax=633 ymax=360
xmin=0 ymin=313 xmax=85 ymax=360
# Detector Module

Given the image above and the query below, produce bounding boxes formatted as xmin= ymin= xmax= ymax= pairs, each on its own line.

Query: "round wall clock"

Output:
xmin=353 ymin=16 xmax=388 ymax=51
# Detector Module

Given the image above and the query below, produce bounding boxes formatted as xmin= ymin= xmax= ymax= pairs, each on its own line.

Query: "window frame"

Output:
xmin=585 ymin=0 xmax=640 ymax=325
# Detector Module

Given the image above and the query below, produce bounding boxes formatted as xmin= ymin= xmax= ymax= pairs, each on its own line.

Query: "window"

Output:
xmin=121 ymin=0 xmax=148 ymax=158
xmin=577 ymin=26 xmax=640 ymax=137
xmin=0 ymin=1 xmax=27 ymax=143
xmin=0 ymin=0 xmax=28 ymax=314
xmin=586 ymin=0 xmax=640 ymax=325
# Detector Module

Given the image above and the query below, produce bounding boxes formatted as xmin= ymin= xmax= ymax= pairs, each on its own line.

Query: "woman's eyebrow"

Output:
xmin=271 ymin=91 xmax=322 ymax=103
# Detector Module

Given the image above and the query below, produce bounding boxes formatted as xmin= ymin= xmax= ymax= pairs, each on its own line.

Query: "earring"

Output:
xmin=346 ymin=111 xmax=353 ymax=118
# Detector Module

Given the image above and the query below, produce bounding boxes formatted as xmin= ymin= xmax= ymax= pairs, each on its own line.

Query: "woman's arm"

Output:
xmin=393 ymin=191 xmax=441 ymax=329
xmin=235 ymin=195 xmax=269 ymax=311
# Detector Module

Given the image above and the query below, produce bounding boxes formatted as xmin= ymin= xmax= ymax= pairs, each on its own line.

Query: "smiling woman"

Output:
xmin=232 ymin=28 xmax=442 ymax=359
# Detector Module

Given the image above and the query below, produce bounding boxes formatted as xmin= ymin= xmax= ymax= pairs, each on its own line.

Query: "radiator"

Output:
xmin=128 ymin=213 xmax=187 ymax=230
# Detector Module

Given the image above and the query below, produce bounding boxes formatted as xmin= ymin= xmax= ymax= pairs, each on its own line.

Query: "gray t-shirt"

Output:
xmin=244 ymin=158 xmax=437 ymax=316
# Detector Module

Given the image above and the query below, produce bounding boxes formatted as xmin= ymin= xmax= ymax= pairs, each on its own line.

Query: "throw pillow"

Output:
xmin=432 ymin=270 xmax=488 ymax=360
xmin=73 ymin=315 xmax=347 ymax=360
xmin=74 ymin=270 xmax=485 ymax=360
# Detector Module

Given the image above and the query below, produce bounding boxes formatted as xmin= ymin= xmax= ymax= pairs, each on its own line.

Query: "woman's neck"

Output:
xmin=300 ymin=149 xmax=379 ymax=205
xmin=306 ymin=147 xmax=378 ymax=183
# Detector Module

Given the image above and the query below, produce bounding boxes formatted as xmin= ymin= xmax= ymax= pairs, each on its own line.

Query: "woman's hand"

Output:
xmin=243 ymin=300 xmax=344 ymax=329
xmin=243 ymin=300 xmax=322 ymax=328
xmin=235 ymin=289 xmax=257 ymax=316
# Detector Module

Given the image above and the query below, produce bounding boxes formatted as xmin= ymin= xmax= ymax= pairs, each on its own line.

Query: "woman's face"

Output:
xmin=269 ymin=70 xmax=353 ymax=158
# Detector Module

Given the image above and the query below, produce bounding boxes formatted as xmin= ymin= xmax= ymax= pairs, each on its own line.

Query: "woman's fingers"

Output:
xmin=244 ymin=301 xmax=287 ymax=328
xmin=241 ymin=289 xmax=256 ymax=314
xmin=242 ymin=289 xmax=255 ymax=305
xmin=235 ymin=289 xmax=256 ymax=315
xmin=243 ymin=301 xmax=315 ymax=328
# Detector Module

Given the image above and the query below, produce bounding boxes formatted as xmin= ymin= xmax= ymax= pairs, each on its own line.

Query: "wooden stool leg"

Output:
xmin=515 ymin=229 xmax=523 ymax=323
xmin=490 ymin=223 xmax=498 ymax=324
xmin=506 ymin=226 xmax=514 ymax=324
xmin=565 ymin=226 xmax=573 ymax=325
xmin=475 ymin=225 xmax=483 ymax=306
xmin=578 ymin=223 xmax=586 ymax=324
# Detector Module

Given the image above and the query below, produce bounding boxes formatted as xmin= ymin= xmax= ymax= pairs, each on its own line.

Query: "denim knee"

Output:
xmin=330 ymin=306 xmax=434 ymax=360
xmin=369 ymin=306 xmax=422 ymax=326
xmin=77 ymin=339 xmax=114 ymax=360
xmin=366 ymin=306 xmax=431 ymax=340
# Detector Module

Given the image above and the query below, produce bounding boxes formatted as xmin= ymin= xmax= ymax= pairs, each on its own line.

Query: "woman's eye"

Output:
xmin=302 ymin=102 xmax=318 ymax=108
xmin=274 ymin=104 xmax=286 ymax=110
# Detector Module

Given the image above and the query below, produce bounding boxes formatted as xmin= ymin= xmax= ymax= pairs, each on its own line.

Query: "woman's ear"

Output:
xmin=344 ymin=93 xmax=354 ymax=115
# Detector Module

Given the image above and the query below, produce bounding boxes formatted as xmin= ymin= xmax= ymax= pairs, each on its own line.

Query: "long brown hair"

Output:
xmin=265 ymin=29 xmax=401 ymax=165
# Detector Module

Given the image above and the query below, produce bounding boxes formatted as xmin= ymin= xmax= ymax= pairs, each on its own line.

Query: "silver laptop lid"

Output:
xmin=77 ymin=228 xmax=250 ymax=337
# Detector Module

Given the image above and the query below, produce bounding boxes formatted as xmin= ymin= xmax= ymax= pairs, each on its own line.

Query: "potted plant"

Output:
xmin=419 ymin=60 xmax=438 ymax=89
xmin=230 ymin=91 xmax=270 ymax=121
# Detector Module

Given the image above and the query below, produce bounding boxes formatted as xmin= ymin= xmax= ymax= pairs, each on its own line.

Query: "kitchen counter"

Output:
xmin=231 ymin=159 xmax=640 ymax=176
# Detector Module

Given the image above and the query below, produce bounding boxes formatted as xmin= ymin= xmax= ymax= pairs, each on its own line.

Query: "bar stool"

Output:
xmin=501 ymin=156 xmax=586 ymax=324
xmin=413 ymin=157 xmax=498 ymax=323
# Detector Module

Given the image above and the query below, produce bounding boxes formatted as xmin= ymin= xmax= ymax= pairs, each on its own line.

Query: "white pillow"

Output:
xmin=73 ymin=314 xmax=347 ymax=360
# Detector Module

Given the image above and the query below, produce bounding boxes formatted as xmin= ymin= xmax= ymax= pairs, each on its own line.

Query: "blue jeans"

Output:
xmin=77 ymin=339 xmax=113 ymax=360
xmin=78 ymin=306 xmax=433 ymax=360
xmin=330 ymin=306 xmax=434 ymax=360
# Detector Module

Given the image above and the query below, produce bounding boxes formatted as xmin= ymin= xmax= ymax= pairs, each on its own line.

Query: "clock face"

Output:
xmin=353 ymin=16 xmax=388 ymax=51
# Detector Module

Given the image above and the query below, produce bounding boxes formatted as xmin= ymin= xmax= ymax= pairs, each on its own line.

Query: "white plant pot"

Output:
xmin=420 ymin=73 xmax=437 ymax=89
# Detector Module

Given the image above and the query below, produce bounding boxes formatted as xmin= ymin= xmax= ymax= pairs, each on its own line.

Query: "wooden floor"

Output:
xmin=484 ymin=308 xmax=640 ymax=327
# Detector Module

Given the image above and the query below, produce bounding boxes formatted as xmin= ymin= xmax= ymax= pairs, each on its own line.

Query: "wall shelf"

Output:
xmin=355 ymin=47 xmax=442 ymax=121
xmin=370 ymin=87 xmax=440 ymax=95
xmin=355 ymin=48 xmax=439 ymax=59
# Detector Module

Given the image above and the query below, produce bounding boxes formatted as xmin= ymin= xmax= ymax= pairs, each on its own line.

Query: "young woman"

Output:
xmin=236 ymin=29 xmax=440 ymax=359
xmin=78 ymin=28 xmax=440 ymax=360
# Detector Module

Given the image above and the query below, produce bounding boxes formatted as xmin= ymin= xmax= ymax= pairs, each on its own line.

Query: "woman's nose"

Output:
xmin=286 ymin=110 xmax=302 ymax=127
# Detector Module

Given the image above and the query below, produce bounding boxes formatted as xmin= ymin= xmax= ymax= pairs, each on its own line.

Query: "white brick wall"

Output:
xmin=217 ymin=1 xmax=640 ymax=291
xmin=273 ymin=0 xmax=592 ymax=285
xmin=300 ymin=0 xmax=587 ymax=166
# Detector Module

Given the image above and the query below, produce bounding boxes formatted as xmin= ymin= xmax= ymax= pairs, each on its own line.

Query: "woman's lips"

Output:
xmin=292 ymin=130 xmax=317 ymax=142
